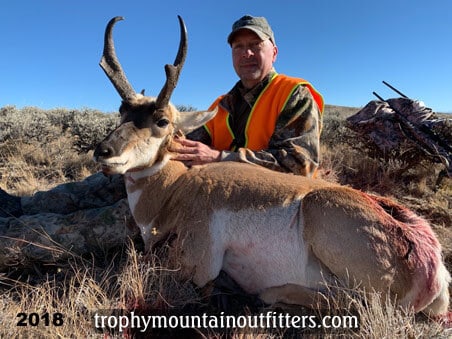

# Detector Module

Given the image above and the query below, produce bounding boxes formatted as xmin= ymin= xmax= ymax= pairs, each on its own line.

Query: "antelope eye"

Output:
xmin=156 ymin=118 xmax=169 ymax=128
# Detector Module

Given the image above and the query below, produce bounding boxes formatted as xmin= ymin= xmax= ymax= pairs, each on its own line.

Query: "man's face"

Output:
xmin=230 ymin=30 xmax=278 ymax=89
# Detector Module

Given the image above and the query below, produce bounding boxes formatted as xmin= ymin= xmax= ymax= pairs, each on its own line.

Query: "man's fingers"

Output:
xmin=171 ymin=153 xmax=195 ymax=161
xmin=170 ymin=138 xmax=201 ymax=154
xmin=173 ymin=138 xmax=198 ymax=146
xmin=177 ymin=145 xmax=196 ymax=154
xmin=169 ymin=143 xmax=195 ymax=154
xmin=170 ymin=138 xmax=220 ymax=165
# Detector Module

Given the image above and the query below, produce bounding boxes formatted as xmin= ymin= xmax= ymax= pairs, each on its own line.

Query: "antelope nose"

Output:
xmin=93 ymin=143 xmax=114 ymax=160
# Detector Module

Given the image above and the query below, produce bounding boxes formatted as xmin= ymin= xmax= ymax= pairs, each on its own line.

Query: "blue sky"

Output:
xmin=1 ymin=0 xmax=451 ymax=113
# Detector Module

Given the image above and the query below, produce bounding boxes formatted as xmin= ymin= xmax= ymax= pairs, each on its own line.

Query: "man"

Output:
xmin=168 ymin=15 xmax=324 ymax=307
xmin=0 ymin=15 xmax=323 ymax=223
xmin=172 ymin=15 xmax=324 ymax=177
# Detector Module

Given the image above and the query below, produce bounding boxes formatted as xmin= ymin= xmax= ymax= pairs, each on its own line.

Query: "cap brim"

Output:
xmin=227 ymin=27 xmax=269 ymax=44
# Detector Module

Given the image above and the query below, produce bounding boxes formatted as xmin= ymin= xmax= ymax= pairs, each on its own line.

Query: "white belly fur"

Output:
xmin=210 ymin=200 xmax=326 ymax=294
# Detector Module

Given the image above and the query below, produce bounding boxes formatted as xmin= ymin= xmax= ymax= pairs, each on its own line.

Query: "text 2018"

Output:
xmin=16 ymin=312 xmax=64 ymax=327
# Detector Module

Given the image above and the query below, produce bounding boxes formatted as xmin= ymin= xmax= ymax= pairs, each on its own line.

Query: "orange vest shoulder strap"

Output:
xmin=270 ymin=74 xmax=324 ymax=114
xmin=204 ymin=95 xmax=235 ymax=151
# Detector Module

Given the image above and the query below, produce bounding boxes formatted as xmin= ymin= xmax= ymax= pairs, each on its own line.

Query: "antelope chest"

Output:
xmin=126 ymin=185 xmax=156 ymax=247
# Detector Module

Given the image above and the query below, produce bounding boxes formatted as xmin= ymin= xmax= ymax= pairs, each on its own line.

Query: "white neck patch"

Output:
xmin=125 ymin=153 xmax=172 ymax=183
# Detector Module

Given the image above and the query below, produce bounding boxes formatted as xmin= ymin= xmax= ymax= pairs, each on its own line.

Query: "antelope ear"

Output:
xmin=174 ymin=107 xmax=218 ymax=134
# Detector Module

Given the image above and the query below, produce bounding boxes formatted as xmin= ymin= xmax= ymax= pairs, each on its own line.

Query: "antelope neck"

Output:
xmin=124 ymin=158 xmax=187 ymax=187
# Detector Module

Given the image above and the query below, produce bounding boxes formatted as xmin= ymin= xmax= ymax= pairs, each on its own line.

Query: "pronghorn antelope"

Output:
xmin=94 ymin=16 xmax=451 ymax=317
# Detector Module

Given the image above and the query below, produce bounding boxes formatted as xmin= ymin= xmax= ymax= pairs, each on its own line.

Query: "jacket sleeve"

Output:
xmin=220 ymin=85 xmax=322 ymax=177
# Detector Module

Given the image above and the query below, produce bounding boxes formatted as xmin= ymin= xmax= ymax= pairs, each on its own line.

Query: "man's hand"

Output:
xmin=170 ymin=138 xmax=221 ymax=166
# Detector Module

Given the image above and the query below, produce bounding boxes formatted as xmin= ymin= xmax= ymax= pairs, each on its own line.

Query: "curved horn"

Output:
xmin=100 ymin=16 xmax=136 ymax=102
xmin=155 ymin=15 xmax=188 ymax=110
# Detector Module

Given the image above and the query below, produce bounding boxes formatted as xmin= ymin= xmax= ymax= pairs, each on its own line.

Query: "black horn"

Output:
xmin=155 ymin=15 xmax=188 ymax=110
xmin=99 ymin=16 xmax=136 ymax=102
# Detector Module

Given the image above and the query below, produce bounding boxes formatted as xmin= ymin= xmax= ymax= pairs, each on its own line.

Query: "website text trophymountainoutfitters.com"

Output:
xmin=93 ymin=311 xmax=359 ymax=333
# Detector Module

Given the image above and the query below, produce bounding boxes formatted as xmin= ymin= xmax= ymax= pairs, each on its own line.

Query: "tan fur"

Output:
xmin=303 ymin=188 xmax=412 ymax=300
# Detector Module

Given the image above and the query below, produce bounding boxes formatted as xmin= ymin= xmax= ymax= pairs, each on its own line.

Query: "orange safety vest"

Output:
xmin=204 ymin=73 xmax=324 ymax=151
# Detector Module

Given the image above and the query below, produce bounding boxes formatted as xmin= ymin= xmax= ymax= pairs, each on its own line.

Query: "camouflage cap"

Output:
xmin=227 ymin=15 xmax=275 ymax=45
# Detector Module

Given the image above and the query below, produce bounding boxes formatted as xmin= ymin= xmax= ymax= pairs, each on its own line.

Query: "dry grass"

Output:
xmin=0 ymin=136 xmax=95 ymax=196
xmin=0 ymin=105 xmax=450 ymax=338
xmin=1 ymin=244 xmax=449 ymax=338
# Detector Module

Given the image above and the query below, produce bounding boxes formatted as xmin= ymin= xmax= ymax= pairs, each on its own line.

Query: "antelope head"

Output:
xmin=94 ymin=16 xmax=217 ymax=175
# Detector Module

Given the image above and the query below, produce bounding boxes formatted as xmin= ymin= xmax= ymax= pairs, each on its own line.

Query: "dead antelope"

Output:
xmin=94 ymin=16 xmax=450 ymax=318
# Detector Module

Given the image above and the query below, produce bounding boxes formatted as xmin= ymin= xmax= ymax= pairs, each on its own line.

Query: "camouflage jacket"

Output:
xmin=188 ymin=69 xmax=323 ymax=177
xmin=346 ymin=98 xmax=451 ymax=176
